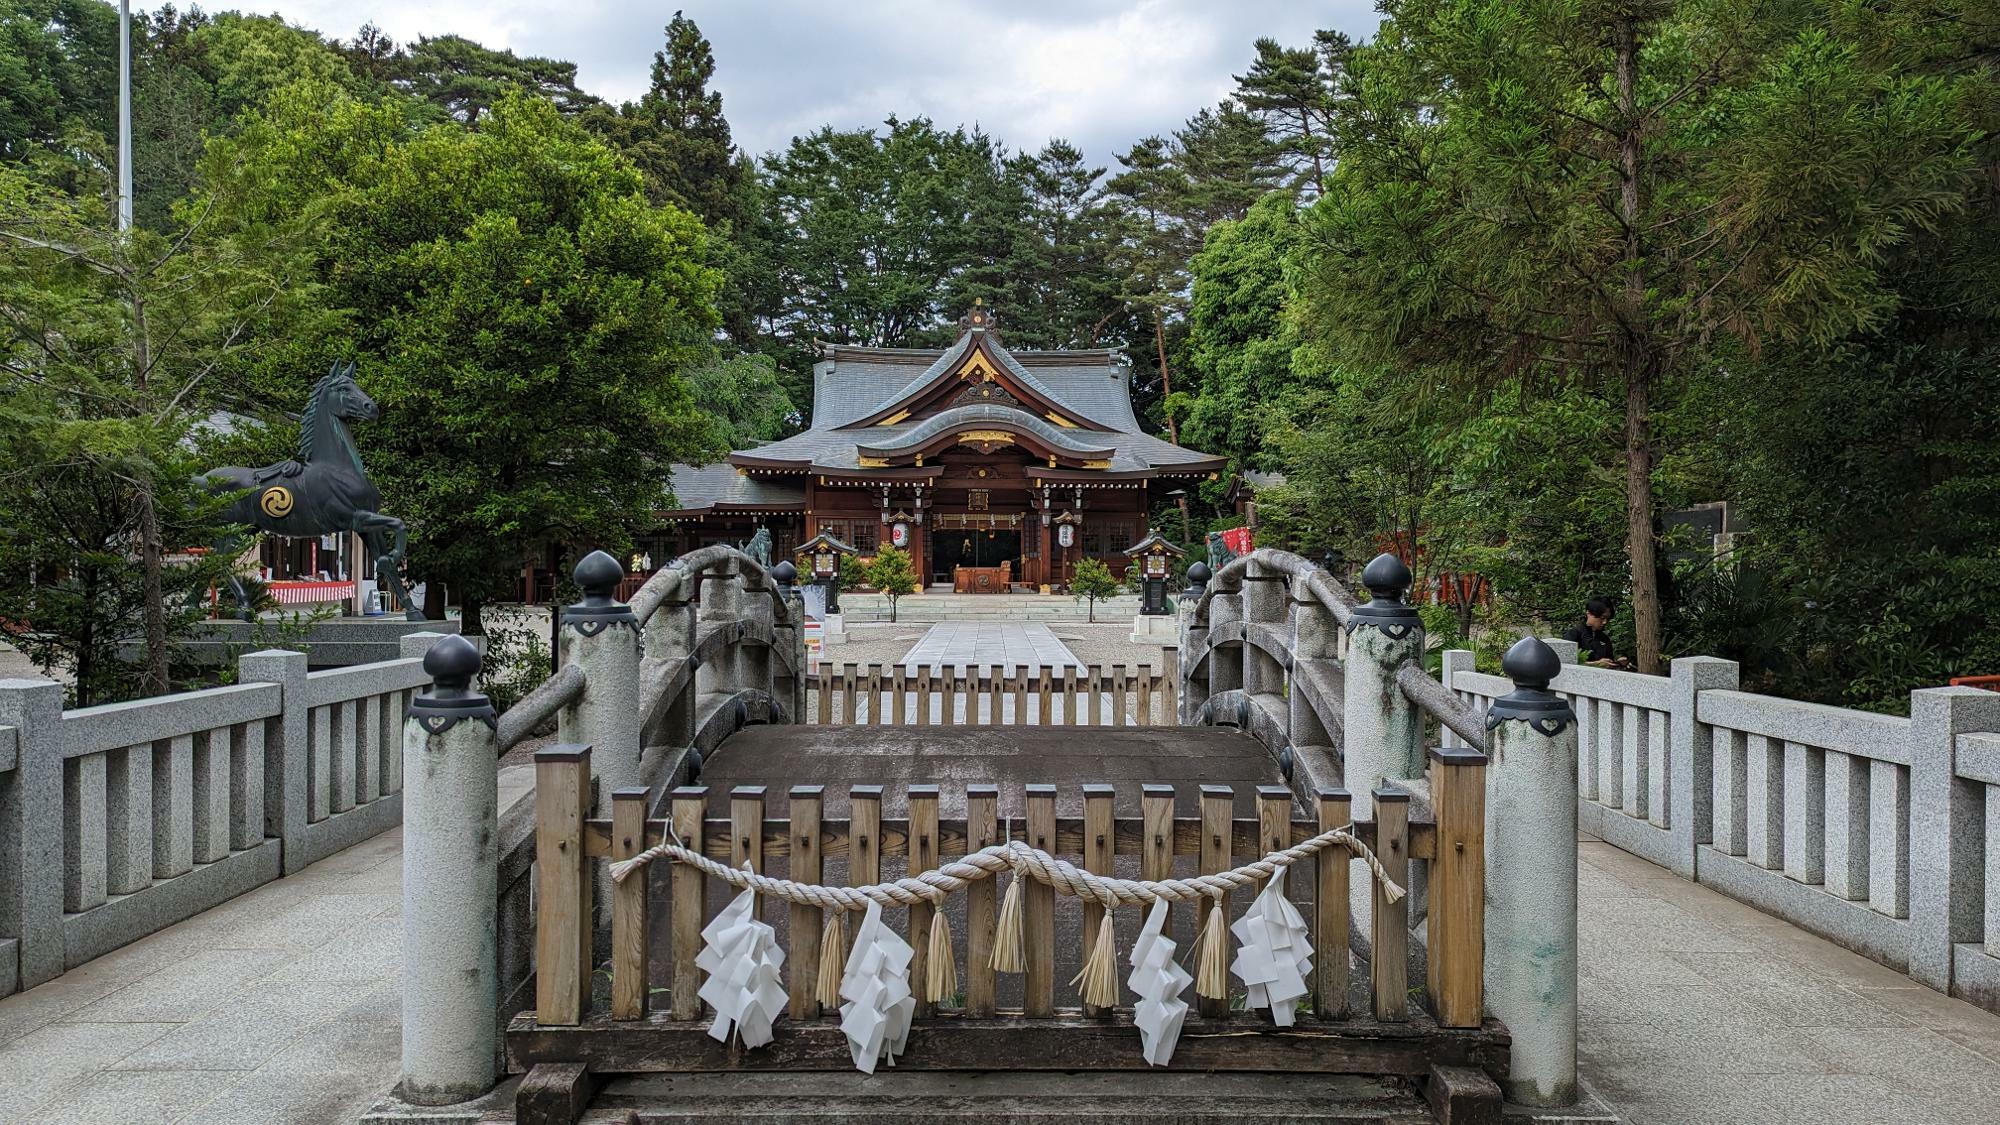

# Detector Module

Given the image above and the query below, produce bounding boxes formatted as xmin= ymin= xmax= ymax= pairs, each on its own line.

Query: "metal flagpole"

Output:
xmin=117 ymin=0 xmax=133 ymax=232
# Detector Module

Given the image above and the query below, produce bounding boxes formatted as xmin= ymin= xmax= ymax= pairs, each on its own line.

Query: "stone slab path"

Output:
xmin=1576 ymin=834 xmax=2000 ymax=1124
xmin=898 ymin=621 xmax=1083 ymax=673
xmin=0 ymin=829 xmax=405 ymax=1125
xmin=4 ymin=822 xmax=1999 ymax=1123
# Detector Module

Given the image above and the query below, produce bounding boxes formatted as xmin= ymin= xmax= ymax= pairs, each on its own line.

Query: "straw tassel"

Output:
xmin=991 ymin=873 xmax=1025 ymax=972
xmin=814 ymin=910 xmax=847 ymax=1009
xmin=1070 ymin=909 xmax=1118 ymax=1009
xmin=925 ymin=911 xmax=957 ymax=1004
xmin=1193 ymin=896 xmax=1231 ymax=1001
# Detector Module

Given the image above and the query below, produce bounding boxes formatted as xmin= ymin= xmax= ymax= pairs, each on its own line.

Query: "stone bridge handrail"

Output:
xmin=1192 ymin=547 xmax=1358 ymax=627
xmin=0 ymin=631 xmax=451 ymax=1001
xmin=1397 ymin=662 xmax=1489 ymax=753
xmin=628 ymin=544 xmax=794 ymax=628
xmin=495 ymin=662 xmax=585 ymax=753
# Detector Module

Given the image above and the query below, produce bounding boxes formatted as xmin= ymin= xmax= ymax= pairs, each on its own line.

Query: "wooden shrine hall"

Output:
xmin=658 ymin=304 xmax=1228 ymax=590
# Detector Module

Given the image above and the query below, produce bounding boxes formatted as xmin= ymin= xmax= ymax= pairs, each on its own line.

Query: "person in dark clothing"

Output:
xmin=1564 ymin=597 xmax=1630 ymax=669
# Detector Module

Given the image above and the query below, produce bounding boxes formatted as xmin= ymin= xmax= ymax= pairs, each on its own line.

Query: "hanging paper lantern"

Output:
xmin=694 ymin=883 xmax=788 ymax=1048
xmin=838 ymin=899 xmax=916 ymax=1073
xmin=1229 ymin=872 xmax=1314 ymax=1027
xmin=1127 ymin=898 xmax=1192 ymax=1066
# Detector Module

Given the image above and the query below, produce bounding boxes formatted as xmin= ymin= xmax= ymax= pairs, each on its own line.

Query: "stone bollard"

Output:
xmin=1342 ymin=553 xmax=1424 ymax=791
xmin=1483 ymin=637 xmax=1580 ymax=1107
xmin=399 ymin=634 xmax=499 ymax=1106
xmin=559 ymin=550 xmax=641 ymax=806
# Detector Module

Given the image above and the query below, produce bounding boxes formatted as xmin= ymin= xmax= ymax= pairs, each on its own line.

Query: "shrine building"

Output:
xmin=652 ymin=305 xmax=1228 ymax=591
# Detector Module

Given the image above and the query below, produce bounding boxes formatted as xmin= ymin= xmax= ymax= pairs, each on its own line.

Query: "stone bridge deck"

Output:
xmin=3 ymin=725 xmax=1998 ymax=1122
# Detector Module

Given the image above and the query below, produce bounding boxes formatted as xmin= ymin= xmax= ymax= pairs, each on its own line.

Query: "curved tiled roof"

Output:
xmin=855 ymin=405 xmax=1116 ymax=458
xmin=738 ymin=321 xmax=1227 ymax=477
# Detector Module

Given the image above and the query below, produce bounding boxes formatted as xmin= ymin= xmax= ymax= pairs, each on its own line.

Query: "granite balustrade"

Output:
xmin=0 ymin=633 xmax=446 ymax=997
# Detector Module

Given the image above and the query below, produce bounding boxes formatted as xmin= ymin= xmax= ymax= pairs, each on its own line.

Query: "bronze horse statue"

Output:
xmin=200 ymin=361 xmax=423 ymax=621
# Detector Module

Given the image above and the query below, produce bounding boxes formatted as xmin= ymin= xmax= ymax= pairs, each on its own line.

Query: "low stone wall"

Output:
xmin=0 ymin=634 xmax=447 ymax=997
xmin=1442 ymin=646 xmax=2000 ymax=1013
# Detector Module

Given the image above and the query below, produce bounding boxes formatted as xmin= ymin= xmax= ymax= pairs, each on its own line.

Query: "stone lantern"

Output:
xmin=793 ymin=530 xmax=857 ymax=622
xmin=1122 ymin=529 xmax=1186 ymax=641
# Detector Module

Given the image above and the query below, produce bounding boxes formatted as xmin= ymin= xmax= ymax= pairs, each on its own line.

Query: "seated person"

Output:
xmin=1563 ymin=597 xmax=1632 ymax=669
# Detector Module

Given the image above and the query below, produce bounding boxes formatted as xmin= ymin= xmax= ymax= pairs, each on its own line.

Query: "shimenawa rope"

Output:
xmin=610 ymin=820 xmax=1399 ymax=1004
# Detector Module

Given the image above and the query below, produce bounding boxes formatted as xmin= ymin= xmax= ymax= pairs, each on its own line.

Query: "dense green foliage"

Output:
xmin=3 ymin=3 xmax=1994 ymax=709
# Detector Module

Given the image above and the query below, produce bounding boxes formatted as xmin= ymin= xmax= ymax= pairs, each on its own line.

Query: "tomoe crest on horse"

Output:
xmin=199 ymin=361 xmax=424 ymax=621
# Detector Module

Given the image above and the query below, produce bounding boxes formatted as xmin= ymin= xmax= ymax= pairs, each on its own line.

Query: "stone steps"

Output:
xmin=838 ymin=593 xmax=1142 ymax=624
xmin=567 ymin=1071 xmax=1436 ymax=1124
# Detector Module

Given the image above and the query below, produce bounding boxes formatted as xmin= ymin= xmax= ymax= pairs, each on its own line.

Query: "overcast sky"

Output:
xmin=229 ymin=1 xmax=1383 ymax=168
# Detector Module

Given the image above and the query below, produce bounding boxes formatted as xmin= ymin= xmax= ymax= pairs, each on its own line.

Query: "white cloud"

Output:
xmin=203 ymin=0 xmax=1381 ymax=167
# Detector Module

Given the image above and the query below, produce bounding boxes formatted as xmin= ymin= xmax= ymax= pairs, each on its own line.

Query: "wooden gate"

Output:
xmin=508 ymin=745 xmax=1505 ymax=1120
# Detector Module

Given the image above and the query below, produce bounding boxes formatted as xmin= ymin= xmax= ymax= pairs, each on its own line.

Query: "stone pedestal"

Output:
xmin=1128 ymin=612 xmax=1177 ymax=644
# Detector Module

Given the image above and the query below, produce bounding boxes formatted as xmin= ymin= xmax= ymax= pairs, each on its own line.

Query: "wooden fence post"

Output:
xmin=609 ymin=787 xmax=650 ymax=1021
xmin=1370 ymin=785 xmax=1410 ymax=1023
xmin=788 ymin=785 xmax=824 ymax=1019
xmin=965 ymin=784 xmax=999 ymax=1016
xmin=908 ymin=784 xmax=940 ymax=1015
xmin=1428 ymin=749 xmax=1486 ymax=1029
xmin=1082 ymin=784 xmax=1117 ymax=1017
xmin=534 ymin=744 xmax=593 ymax=1026
xmin=1198 ymin=785 xmax=1234 ymax=1021
xmin=1024 ymin=784 xmax=1057 ymax=1017
xmin=1314 ymin=788 xmax=1352 ymax=1018
xmin=668 ymin=786 xmax=707 ymax=1020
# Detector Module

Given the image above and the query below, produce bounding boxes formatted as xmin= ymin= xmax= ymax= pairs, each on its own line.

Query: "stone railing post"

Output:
xmin=1909 ymin=685 xmax=2000 ymax=993
xmin=1206 ymin=565 xmax=1244 ymax=697
xmin=699 ymin=559 xmax=746 ymax=697
xmin=1176 ymin=562 xmax=1211 ymax=724
xmin=1539 ymin=637 xmax=1580 ymax=665
xmin=1438 ymin=650 xmax=1474 ymax=748
xmin=641 ymin=570 xmax=698 ymax=763
xmin=0 ymin=677 xmax=64 ymax=991
xmin=1290 ymin=575 xmax=1341 ymax=751
xmin=770 ymin=562 xmax=806 ymax=723
xmin=1242 ymin=557 xmax=1287 ymax=706
xmin=1484 ymin=637 xmax=1580 ymax=1107
xmin=738 ymin=561 xmax=775 ymax=715
xmin=559 ymin=551 xmax=641 ymax=807
xmin=1342 ymin=553 xmax=1424 ymax=790
xmin=1669 ymin=656 xmax=1738 ymax=879
xmin=399 ymin=635 xmax=499 ymax=1106
xmin=237 ymin=648 xmax=310 ymax=874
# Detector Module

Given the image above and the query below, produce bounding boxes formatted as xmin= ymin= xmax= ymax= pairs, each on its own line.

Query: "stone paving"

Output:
xmin=5 ymin=796 xmax=2000 ymax=1124
xmin=0 ymin=829 xmax=404 ymax=1124
xmin=1577 ymin=835 xmax=2000 ymax=1124
xmin=897 ymin=621 xmax=1083 ymax=672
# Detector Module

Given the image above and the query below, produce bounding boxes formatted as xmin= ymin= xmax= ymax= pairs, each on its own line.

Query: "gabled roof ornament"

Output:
xmin=959 ymin=299 xmax=999 ymax=335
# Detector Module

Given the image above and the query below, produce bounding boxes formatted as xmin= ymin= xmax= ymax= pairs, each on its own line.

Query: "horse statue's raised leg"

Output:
xmin=355 ymin=511 xmax=426 ymax=622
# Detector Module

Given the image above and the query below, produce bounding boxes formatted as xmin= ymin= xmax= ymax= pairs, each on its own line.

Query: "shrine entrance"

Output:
xmin=930 ymin=527 xmax=1021 ymax=587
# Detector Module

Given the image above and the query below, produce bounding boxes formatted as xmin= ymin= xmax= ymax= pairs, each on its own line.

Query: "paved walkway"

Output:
xmin=1577 ymin=835 xmax=2000 ymax=1124
xmin=4 ymin=823 xmax=1998 ymax=1123
xmin=898 ymin=621 xmax=1083 ymax=672
xmin=0 ymin=829 xmax=403 ymax=1124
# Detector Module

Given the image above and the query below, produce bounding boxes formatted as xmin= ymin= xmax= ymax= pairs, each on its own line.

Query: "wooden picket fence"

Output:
xmin=508 ymin=746 xmax=1504 ymax=1105
xmin=809 ymin=661 xmax=1177 ymax=726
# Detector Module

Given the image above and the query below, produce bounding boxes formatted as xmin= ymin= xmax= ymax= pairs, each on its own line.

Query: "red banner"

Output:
xmin=1221 ymin=527 xmax=1254 ymax=556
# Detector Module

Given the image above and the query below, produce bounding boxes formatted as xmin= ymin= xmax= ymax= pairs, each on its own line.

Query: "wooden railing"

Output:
xmin=809 ymin=660 xmax=1177 ymax=726
xmin=510 ymin=746 xmax=1501 ymax=1095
